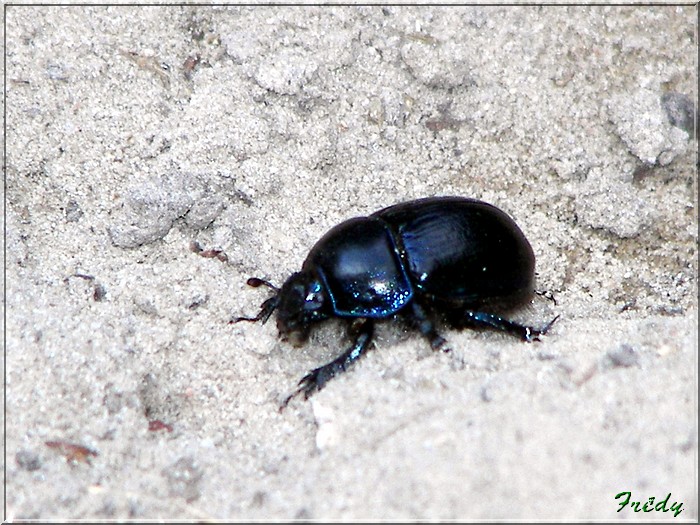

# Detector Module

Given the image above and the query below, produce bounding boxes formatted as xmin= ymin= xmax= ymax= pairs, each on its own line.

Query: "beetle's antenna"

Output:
xmin=246 ymin=277 xmax=280 ymax=293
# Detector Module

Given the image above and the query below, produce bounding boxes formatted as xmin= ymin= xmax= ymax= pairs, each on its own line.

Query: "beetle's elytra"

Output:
xmin=233 ymin=196 xmax=558 ymax=405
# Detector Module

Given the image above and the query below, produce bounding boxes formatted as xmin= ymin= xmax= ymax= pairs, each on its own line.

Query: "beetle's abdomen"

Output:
xmin=303 ymin=217 xmax=414 ymax=318
xmin=375 ymin=197 xmax=535 ymax=308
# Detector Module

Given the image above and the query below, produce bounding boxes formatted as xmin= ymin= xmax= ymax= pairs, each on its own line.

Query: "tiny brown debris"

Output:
xmin=148 ymin=419 xmax=174 ymax=432
xmin=183 ymin=54 xmax=201 ymax=80
xmin=191 ymin=241 xmax=228 ymax=262
xmin=45 ymin=440 xmax=98 ymax=464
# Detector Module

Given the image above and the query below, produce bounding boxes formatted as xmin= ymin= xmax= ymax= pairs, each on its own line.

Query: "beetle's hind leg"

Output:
xmin=459 ymin=310 xmax=559 ymax=342
xmin=283 ymin=318 xmax=375 ymax=407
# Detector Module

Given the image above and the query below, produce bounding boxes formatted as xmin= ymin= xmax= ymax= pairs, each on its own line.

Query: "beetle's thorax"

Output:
xmin=276 ymin=270 xmax=330 ymax=345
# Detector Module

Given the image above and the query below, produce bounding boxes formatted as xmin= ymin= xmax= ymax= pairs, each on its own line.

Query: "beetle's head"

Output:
xmin=277 ymin=271 xmax=329 ymax=346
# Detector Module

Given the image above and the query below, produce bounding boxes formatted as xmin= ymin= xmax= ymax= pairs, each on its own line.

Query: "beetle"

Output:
xmin=232 ymin=196 xmax=558 ymax=404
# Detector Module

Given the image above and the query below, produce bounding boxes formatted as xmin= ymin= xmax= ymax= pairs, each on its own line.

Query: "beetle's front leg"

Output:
xmin=229 ymin=277 xmax=280 ymax=325
xmin=283 ymin=318 xmax=374 ymax=407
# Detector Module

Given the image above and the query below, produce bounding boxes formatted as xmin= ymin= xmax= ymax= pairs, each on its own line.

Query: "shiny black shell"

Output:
xmin=302 ymin=196 xmax=534 ymax=319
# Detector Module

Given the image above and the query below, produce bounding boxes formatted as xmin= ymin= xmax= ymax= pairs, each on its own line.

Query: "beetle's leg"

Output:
xmin=535 ymin=289 xmax=558 ymax=306
xmin=230 ymin=277 xmax=280 ymax=325
xmin=230 ymin=296 xmax=279 ymax=325
xmin=283 ymin=318 xmax=374 ymax=407
xmin=405 ymin=302 xmax=449 ymax=352
xmin=461 ymin=311 xmax=559 ymax=342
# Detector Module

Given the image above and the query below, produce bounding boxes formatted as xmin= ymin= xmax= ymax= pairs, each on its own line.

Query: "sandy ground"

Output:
xmin=4 ymin=5 xmax=698 ymax=521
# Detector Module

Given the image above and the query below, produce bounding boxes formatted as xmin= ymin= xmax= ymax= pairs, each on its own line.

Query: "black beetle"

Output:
xmin=233 ymin=196 xmax=557 ymax=404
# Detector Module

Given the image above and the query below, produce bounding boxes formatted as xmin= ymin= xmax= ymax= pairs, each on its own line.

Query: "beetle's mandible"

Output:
xmin=232 ymin=196 xmax=558 ymax=405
